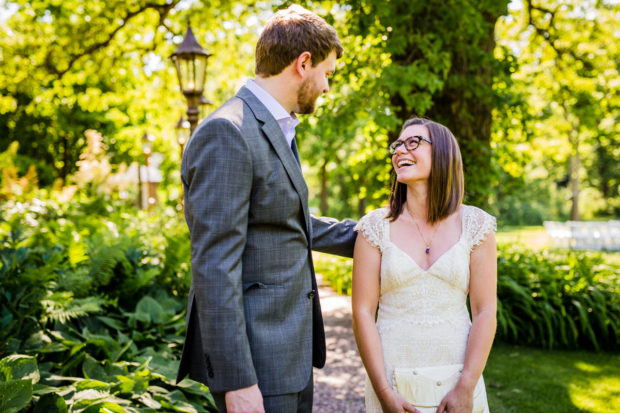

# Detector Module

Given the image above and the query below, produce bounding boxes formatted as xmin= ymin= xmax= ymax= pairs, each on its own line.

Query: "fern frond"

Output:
xmin=41 ymin=291 xmax=106 ymax=324
xmin=88 ymin=241 xmax=127 ymax=288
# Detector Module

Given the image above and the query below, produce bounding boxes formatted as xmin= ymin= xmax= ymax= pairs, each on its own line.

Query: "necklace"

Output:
xmin=407 ymin=206 xmax=439 ymax=255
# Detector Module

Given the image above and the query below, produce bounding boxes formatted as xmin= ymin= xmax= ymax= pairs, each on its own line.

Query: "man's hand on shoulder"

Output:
xmin=225 ymin=384 xmax=265 ymax=413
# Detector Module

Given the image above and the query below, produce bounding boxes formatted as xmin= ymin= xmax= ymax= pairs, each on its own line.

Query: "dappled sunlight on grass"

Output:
xmin=569 ymin=359 xmax=620 ymax=413
xmin=574 ymin=361 xmax=601 ymax=373
xmin=485 ymin=344 xmax=620 ymax=412
xmin=496 ymin=225 xmax=550 ymax=249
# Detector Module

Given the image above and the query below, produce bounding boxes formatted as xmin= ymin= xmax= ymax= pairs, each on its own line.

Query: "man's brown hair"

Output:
xmin=387 ymin=117 xmax=464 ymax=224
xmin=255 ymin=5 xmax=343 ymax=77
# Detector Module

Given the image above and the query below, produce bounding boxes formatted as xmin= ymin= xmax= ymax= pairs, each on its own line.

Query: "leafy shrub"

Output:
xmin=0 ymin=198 xmax=213 ymax=411
xmin=496 ymin=245 xmax=619 ymax=351
xmin=313 ymin=253 xmax=353 ymax=296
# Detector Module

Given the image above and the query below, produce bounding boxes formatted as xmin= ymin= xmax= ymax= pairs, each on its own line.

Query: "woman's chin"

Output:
xmin=396 ymin=173 xmax=428 ymax=185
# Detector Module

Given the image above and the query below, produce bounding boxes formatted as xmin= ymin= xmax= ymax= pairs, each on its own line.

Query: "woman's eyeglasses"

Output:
xmin=388 ymin=135 xmax=432 ymax=155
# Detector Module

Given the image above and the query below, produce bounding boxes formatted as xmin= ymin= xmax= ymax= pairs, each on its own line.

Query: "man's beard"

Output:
xmin=296 ymin=78 xmax=319 ymax=114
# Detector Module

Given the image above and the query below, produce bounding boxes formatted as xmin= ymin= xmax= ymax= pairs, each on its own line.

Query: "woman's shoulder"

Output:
xmin=461 ymin=204 xmax=497 ymax=249
xmin=356 ymin=207 xmax=389 ymax=230
xmin=462 ymin=204 xmax=495 ymax=221
xmin=355 ymin=208 xmax=390 ymax=249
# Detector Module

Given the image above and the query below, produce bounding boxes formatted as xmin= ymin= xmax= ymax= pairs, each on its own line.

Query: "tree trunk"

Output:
xmin=428 ymin=13 xmax=497 ymax=207
xmin=320 ymin=159 xmax=328 ymax=216
xmin=388 ymin=2 xmax=505 ymax=208
xmin=358 ymin=196 xmax=367 ymax=218
xmin=61 ymin=134 xmax=69 ymax=184
xmin=569 ymin=133 xmax=580 ymax=221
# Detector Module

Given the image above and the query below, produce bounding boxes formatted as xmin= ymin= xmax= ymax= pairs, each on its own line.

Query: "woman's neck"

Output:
xmin=405 ymin=183 xmax=429 ymax=222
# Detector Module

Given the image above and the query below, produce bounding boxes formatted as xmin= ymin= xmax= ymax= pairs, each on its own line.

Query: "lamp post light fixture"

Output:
xmin=171 ymin=26 xmax=211 ymax=135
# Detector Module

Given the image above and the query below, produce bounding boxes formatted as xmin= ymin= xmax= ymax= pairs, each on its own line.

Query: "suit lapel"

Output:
xmin=236 ymin=87 xmax=311 ymax=236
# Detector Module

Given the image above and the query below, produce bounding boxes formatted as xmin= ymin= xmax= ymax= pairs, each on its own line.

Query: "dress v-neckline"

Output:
xmin=386 ymin=206 xmax=466 ymax=273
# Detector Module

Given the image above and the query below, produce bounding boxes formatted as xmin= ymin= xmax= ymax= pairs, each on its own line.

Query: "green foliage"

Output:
xmin=0 ymin=196 xmax=214 ymax=411
xmin=496 ymin=245 xmax=619 ymax=351
xmin=0 ymin=0 xmax=261 ymax=190
xmin=493 ymin=0 xmax=620 ymax=222
xmin=313 ymin=253 xmax=353 ymax=296
xmin=295 ymin=0 xmax=511 ymax=217
xmin=0 ymin=355 xmax=38 ymax=413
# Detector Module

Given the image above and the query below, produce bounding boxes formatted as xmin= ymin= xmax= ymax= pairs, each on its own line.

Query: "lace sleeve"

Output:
xmin=354 ymin=208 xmax=388 ymax=252
xmin=464 ymin=206 xmax=497 ymax=251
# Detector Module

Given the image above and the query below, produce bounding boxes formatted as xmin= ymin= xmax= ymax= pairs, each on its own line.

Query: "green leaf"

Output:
xmin=116 ymin=375 xmax=136 ymax=394
xmin=76 ymin=379 xmax=110 ymax=392
xmin=0 ymin=379 xmax=33 ymax=413
xmin=135 ymin=296 xmax=164 ymax=324
xmin=83 ymin=355 xmax=108 ymax=381
xmin=0 ymin=354 xmax=39 ymax=383
xmin=70 ymin=389 xmax=111 ymax=409
xmin=82 ymin=401 xmax=126 ymax=413
xmin=68 ymin=242 xmax=88 ymax=267
xmin=142 ymin=354 xmax=178 ymax=383
xmin=33 ymin=393 xmax=68 ymax=413
xmin=137 ymin=392 xmax=162 ymax=409
xmin=97 ymin=316 xmax=125 ymax=331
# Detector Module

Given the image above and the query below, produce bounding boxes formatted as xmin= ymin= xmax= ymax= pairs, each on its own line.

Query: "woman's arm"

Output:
xmin=352 ymin=234 xmax=418 ymax=413
xmin=438 ymin=232 xmax=497 ymax=413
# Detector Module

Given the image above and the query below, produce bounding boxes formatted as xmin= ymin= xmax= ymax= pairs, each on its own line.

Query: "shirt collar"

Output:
xmin=246 ymin=79 xmax=299 ymax=144
xmin=246 ymin=79 xmax=291 ymax=121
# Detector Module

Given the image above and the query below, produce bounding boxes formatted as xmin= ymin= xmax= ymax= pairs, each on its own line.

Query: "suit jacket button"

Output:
xmin=307 ymin=290 xmax=316 ymax=299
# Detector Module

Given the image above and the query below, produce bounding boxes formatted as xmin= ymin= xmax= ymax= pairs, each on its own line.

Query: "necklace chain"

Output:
xmin=407 ymin=205 xmax=439 ymax=255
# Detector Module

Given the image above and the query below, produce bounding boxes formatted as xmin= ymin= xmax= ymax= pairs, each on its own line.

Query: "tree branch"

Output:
xmin=44 ymin=1 xmax=180 ymax=79
xmin=525 ymin=0 xmax=588 ymax=65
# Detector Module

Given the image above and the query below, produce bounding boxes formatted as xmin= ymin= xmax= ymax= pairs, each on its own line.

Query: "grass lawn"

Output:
xmin=496 ymin=224 xmax=620 ymax=265
xmin=496 ymin=225 xmax=550 ymax=249
xmin=485 ymin=343 xmax=620 ymax=412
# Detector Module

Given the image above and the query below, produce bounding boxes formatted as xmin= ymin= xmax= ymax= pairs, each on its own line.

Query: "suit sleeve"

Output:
xmin=310 ymin=216 xmax=358 ymax=258
xmin=182 ymin=117 xmax=257 ymax=392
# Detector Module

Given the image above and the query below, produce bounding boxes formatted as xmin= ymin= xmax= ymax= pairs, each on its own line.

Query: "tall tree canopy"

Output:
xmin=296 ymin=0 xmax=510 ymax=216
xmin=492 ymin=0 xmax=619 ymax=221
xmin=1 ymin=0 xmax=617 ymax=222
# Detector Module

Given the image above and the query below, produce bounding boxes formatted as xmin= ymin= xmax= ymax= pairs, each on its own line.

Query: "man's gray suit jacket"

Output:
xmin=176 ymin=86 xmax=357 ymax=397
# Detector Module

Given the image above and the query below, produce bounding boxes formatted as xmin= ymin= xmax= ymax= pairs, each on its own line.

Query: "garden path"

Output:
xmin=313 ymin=274 xmax=366 ymax=412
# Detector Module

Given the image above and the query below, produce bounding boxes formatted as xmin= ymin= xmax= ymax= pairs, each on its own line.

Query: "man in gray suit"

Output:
xmin=176 ymin=5 xmax=357 ymax=412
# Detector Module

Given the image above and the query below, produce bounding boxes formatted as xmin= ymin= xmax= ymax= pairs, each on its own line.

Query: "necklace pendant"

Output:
xmin=425 ymin=248 xmax=430 ymax=254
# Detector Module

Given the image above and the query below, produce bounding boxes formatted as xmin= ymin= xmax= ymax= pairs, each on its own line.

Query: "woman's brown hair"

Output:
xmin=386 ymin=117 xmax=464 ymax=224
xmin=255 ymin=5 xmax=343 ymax=77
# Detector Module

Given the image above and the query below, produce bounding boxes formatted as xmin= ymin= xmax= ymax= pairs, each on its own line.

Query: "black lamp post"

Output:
xmin=174 ymin=116 xmax=190 ymax=209
xmin=171 ymin=26 xmax=211 ymax=135
xmin=198 ymin=93 xmax=213 ymax=121
xmin=175 ymin=115 xmax=191 ymax=159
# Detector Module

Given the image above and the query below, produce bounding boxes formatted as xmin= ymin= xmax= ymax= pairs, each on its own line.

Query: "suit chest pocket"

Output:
xmin=251 ymin=157 xmax=304 ymax=221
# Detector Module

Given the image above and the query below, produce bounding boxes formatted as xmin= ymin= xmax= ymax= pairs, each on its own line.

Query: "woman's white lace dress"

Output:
xmin=355 ymin=205 xmax=496 ymax=412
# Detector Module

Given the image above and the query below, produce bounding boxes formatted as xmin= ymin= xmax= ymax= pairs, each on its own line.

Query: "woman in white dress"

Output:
xmin=352 ymin=117 xmax=497 ymax=413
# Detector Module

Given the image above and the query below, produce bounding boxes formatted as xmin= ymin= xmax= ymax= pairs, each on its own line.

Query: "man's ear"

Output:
xmin=295 ymin=52 xmax=312 ymax=77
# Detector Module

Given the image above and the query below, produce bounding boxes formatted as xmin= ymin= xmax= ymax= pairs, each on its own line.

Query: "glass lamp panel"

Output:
xmin=179 ymin=58 xmax=194 ymax=94
xmin=173 ymin=56 xmax=185 ymax=92
xmin=193 ymin=54 xmax=208 ymax=94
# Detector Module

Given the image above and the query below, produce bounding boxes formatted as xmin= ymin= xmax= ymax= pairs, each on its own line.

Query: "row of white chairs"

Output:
xmin=543 ymin=220 xmax=620 ymax=251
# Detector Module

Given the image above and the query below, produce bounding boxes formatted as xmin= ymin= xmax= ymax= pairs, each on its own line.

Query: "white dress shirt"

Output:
xmin=246 ymin=79 xmax=299 ymax=146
